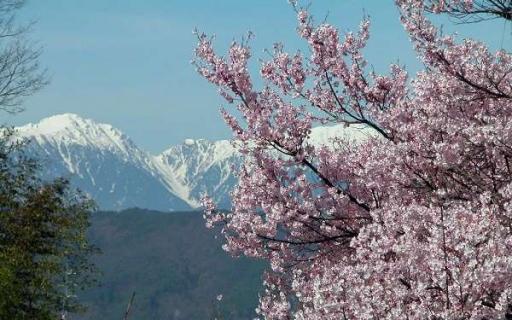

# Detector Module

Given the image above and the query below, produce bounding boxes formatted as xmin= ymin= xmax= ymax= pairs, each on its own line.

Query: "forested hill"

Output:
xmin=73 ymin=209 xmax=265 ymax=320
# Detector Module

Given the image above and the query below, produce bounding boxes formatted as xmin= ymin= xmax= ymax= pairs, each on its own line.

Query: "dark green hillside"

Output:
xmin=73 ymin=209 xmax=265 ymax=320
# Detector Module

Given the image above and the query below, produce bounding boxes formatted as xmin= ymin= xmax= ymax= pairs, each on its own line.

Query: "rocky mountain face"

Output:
xmin=16 ymin=114 xmax=372 ymax=211
xmin=156 ymin=138 xmax=238 ymax=209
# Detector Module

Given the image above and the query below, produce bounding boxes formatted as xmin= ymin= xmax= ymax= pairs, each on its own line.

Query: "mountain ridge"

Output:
xmin=16 ymin=113 xmax=373 ymax=211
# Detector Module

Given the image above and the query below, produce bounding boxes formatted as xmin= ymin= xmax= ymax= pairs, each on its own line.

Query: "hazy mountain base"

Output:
xmin=73 ymin=209 xmax=265 ymax=320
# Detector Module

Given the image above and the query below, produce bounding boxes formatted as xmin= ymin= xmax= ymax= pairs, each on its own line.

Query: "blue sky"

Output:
xmin=7 ymin=0 xmax=511 ymax=153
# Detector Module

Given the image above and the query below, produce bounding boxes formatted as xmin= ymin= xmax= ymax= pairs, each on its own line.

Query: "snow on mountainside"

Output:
xmin=308 ymin=123 xmax=375 ymax=146
xmin=17 ymin=114 xmax=190 ymax=211
xmin=15 ymin=114 xmax=373 ymax=211
xmin=156 ymin=139 xmax=238 ymax=208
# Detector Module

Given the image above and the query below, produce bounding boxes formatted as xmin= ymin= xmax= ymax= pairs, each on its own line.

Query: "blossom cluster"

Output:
xmin=195 ymin=0 xmax=512 ymax=318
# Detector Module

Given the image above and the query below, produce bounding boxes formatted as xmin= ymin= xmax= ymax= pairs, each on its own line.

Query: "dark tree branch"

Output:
xmin=425 ymin=0 xmax=512 ymax=23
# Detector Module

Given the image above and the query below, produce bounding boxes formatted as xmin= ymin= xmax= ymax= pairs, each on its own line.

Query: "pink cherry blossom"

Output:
xmin=195 ymin=1 xmax=512 ymax=318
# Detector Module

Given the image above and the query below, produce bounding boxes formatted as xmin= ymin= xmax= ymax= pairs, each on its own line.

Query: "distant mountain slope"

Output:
xmin=74 ymin=209 xmax=265 ymax=320
xmin=17 ymin=114 xmax=191 ymax=211
xmin=16 ymin=114 xmax=374 ymax=211
xmin=156 ymin=139 xmax=238 ymax=208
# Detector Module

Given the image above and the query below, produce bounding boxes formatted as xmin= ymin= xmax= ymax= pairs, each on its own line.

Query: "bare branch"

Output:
xmin=425 ymin=0 xmax=512 ymax=23
xmin=0 ymin=0 xmax=47 ymax=114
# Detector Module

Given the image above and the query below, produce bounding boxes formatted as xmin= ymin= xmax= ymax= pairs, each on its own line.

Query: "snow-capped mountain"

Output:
xmin=17 ymin=114 xmax=191 ymax=211
xmin=16 ymin=114 xmax=238 ymax=211
xmin=15 ymin=114 xmax=373 ymax=211
xmin=156 ymin=139 xmax=238 ymax=208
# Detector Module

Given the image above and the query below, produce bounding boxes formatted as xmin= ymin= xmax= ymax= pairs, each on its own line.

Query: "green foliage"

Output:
xmin=0 ymin=129 xmax=97 ymax=320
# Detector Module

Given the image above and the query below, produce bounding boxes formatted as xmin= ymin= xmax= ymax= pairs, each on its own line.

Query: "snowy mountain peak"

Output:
xmin=184 ymin=138 xmax=196 ymax=146
xmin=156 ymin=138 xmax=238 ymax=208
xmin=17 ymin=113 xmax=139 ymax=157
xmin=21 ymin=113 xmax=108 ymax=134
xmin=16 ymin=114 xmax=191 ymax=211
xmin=162 ymin=138 xmax=235 ymax=158
xmin=15 ymin=114 xmax=374 ymax=211
xmin=308 ymin=124 xmax=376 ymax=146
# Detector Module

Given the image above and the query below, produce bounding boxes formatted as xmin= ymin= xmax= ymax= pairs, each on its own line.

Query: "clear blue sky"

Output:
xmin=6 ymin=0 xmax=511 ymax=153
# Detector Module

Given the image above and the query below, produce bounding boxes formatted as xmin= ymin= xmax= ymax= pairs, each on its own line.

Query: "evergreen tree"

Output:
xmin=0 ymin=129 xmax=97 ymax=320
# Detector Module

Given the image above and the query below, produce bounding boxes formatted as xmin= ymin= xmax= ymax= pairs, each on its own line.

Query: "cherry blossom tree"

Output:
xmin=424 ymin=0 xmax=512 ymax=22
xmin=195 ymin=0 xmax=512 ymax=318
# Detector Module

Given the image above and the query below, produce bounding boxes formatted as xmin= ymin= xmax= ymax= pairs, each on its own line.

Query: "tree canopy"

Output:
xmin=0 ymin=130 xmax=97 ymax=320
xmin=0 ymin=1 xmax=96 ymax=319
xmin=195 ymin=0 xmax=512 ymax=318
